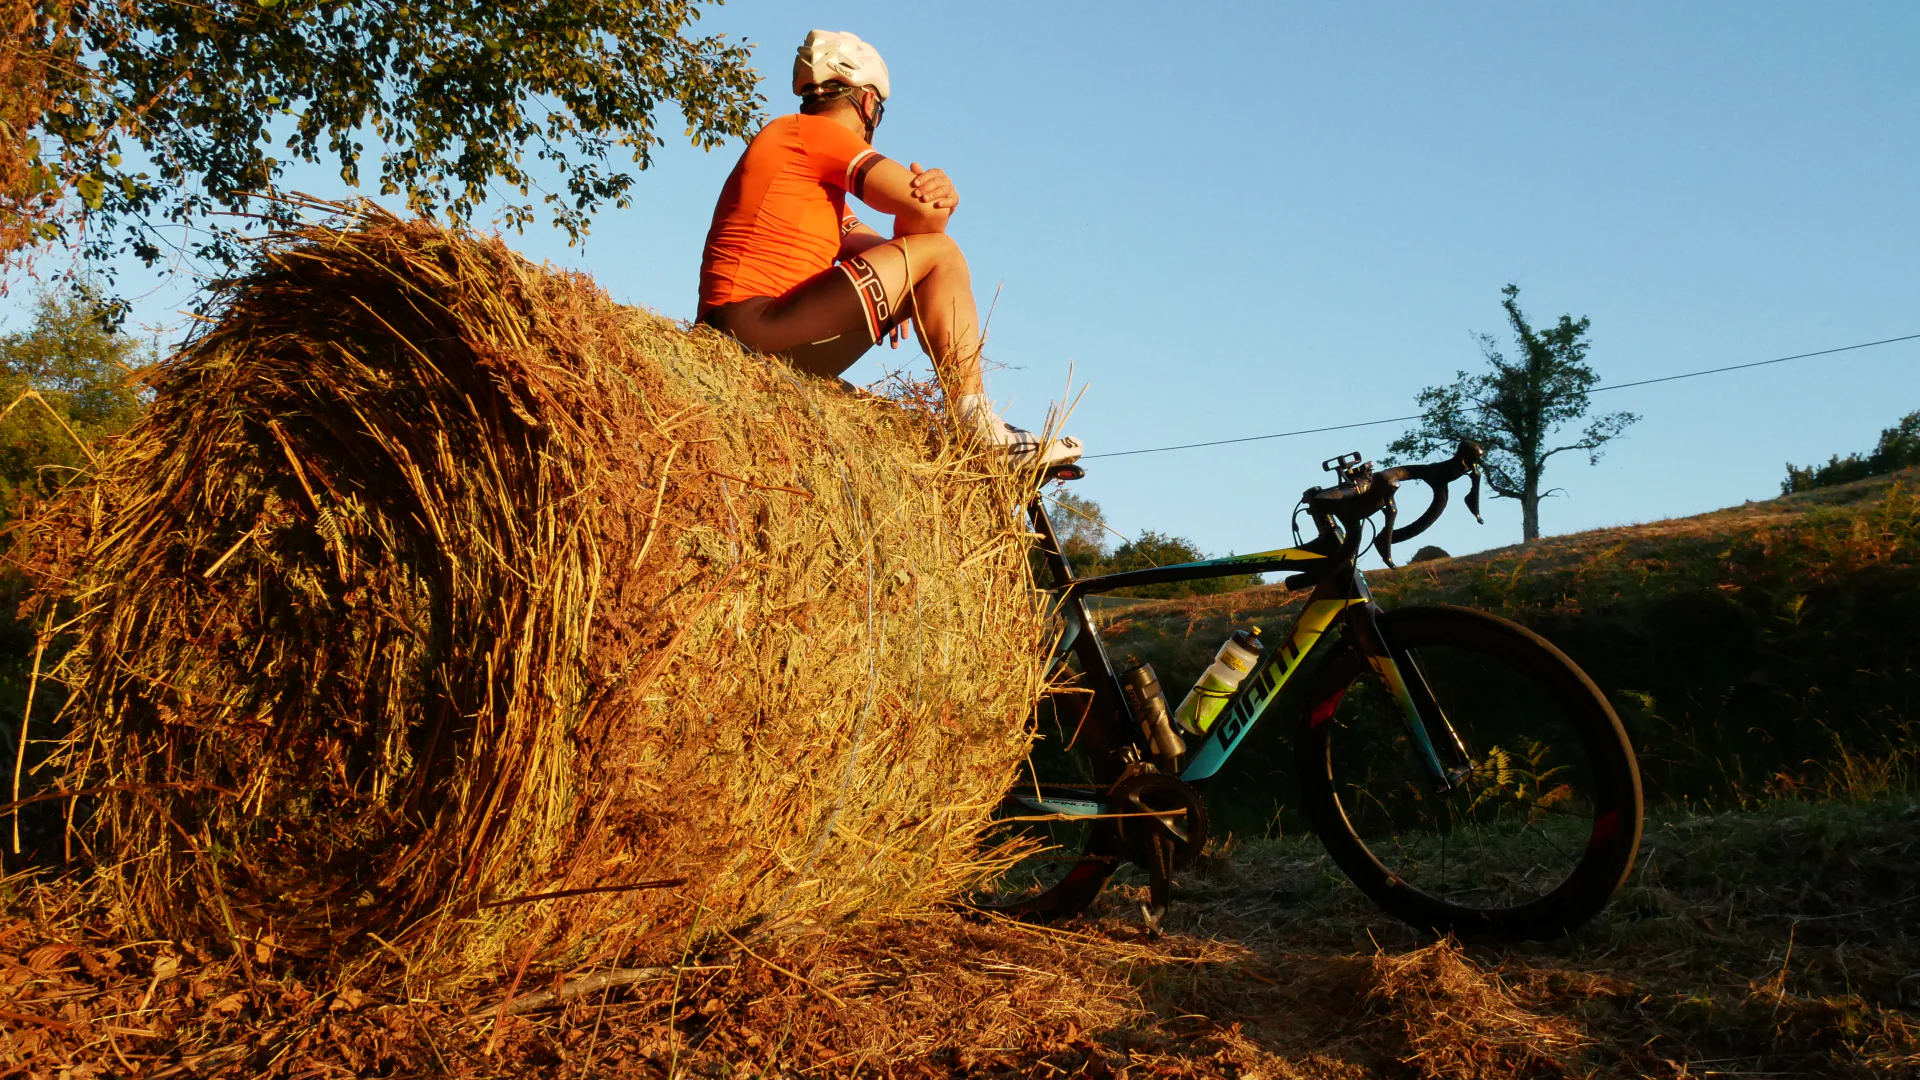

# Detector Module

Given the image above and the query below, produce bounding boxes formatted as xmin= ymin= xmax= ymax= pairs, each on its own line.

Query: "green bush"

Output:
xmin=0 ymin=289 xmax=149 ymax=518
xmin=1782 ymin=408 xmax=1920 ymax=494
xmin=1044 ymin=490 xmax=1260 ymax=599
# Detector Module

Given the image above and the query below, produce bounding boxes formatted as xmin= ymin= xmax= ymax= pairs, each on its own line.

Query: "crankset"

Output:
xmin=1108 ymin=770 xmax=1208 ymax=933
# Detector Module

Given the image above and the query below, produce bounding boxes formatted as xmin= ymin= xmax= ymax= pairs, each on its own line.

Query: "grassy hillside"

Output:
xmin=1098 ymin=467 xmax=1920 ymax=836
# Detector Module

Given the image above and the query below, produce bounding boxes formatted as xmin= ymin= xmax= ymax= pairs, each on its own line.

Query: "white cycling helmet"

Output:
xmin=793 ymin=29 xmax=890 ymax=102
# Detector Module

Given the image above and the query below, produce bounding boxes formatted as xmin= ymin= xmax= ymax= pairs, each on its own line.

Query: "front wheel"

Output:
xmin=1294 ymin=605 xmax=1643 ymax=939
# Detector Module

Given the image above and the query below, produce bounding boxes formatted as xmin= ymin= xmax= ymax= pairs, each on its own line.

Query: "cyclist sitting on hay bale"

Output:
xmin=697 ymin=29 xmax=1083 ymax=469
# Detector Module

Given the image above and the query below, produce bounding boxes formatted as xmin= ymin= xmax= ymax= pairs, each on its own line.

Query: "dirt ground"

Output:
xmin=6 ymin=800 xmax=1916 ymax=1078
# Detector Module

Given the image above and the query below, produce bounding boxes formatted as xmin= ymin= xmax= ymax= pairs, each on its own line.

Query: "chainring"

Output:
xmin=1108 ymin=770 xmax=1208 ymax=869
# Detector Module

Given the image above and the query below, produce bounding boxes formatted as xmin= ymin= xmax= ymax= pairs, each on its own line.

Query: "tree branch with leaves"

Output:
xmin=2 ymin=0 xmax=764 ymax=306
xmin=1389 ymin=284 xmax=1637 ymax=541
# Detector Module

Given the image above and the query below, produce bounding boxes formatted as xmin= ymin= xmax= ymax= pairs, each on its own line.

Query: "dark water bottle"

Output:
xmin=1121 ymin=661 xmax=1186 ymax=763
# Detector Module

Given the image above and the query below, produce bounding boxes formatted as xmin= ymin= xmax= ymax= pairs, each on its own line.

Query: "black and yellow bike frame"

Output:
xmin=1015 ymin=495 xmax=1471 ymax=823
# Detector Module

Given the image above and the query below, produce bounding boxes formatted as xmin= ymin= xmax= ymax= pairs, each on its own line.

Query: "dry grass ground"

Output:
xmin=1096 ymin=465 xmax=1920 ymax=643
xmin=4 ymin=313 xmax=1915 ymax=1075
xmin=6 ymin=799 xmax=1917 ymax=1077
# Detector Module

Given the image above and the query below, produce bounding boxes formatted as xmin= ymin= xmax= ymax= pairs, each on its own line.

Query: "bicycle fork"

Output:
xmin=1341 ymin=578 xmax=1476 ymax=792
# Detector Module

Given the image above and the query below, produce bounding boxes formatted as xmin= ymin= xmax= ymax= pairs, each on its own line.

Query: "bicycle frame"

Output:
xmin=1019 ymin=494 xmax=1469 ymax=817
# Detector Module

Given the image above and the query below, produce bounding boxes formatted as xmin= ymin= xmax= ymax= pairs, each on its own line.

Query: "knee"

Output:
xmin=917 ymin=234 xmax=970 ymax=284
xmin=907 ymin=231 xmax=965 ymax=269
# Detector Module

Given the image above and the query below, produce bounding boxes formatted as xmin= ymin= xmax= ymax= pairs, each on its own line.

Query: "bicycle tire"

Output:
xmin=971 ymin=683 xmax=1134 ymax=921
xmin=1294 ymin=605 xmax=1643 ymax=939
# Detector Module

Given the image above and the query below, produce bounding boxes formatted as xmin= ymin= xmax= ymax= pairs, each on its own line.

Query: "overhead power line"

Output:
xmin=1082 ymin=413 xmax=1425 ymax=460
xmin=1081 ymin=332 xmax=1920 ymax=461
xmin=1583 ymin=333 xmax=1920 ymax=394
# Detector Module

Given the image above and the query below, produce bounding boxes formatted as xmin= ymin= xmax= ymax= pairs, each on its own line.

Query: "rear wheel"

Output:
xmin=972 ymin=788 xmax=1122 ymax=921
xmin=1294 ymin=605 xmax=1643 ymax=939
xmin=971 ymin=686 xmax=1129 ymax=921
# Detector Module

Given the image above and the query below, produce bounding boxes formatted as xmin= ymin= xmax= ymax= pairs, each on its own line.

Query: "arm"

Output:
xmin=856 ymin=158 xmax=959 ymax=237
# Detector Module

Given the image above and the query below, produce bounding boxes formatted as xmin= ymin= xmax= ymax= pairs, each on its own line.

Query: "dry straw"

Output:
xmin=1366 ymin=940 xmax=1588 ymax=1079
xmin=12 ymin=208 xmax=1049 ymax=985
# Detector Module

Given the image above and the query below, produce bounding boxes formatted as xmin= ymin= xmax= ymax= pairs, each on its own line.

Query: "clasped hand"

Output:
xmin=908 ymin=162 xmax=959 ymax=212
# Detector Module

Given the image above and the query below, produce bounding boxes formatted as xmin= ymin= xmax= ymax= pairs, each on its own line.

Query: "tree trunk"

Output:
xmin=1521 ymin=466 xmax=1541 ymax=541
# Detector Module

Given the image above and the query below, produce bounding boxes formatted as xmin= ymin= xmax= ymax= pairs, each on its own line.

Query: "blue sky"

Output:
xmin=12 ymin=1 xmax=1917 ymax=561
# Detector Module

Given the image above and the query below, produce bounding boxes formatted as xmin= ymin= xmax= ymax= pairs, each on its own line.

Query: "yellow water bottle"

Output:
xmin=1174 ymin=627 xmax=1262 ymax=734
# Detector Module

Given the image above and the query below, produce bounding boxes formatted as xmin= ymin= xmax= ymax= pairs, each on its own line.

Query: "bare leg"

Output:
xmin=704 ymin=233 xmax=983 ymax=397
xmin=707 ymin=236 xmax=1081 ymax=467
xmin=852 ymin=233 xmax=983 ymax=397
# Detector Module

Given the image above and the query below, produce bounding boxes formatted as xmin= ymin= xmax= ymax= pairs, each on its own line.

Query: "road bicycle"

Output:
xmin=977 ymin=441 xmax=1644 ymax=940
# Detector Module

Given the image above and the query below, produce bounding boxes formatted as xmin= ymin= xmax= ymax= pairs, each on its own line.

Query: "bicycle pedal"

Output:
xmin=1140 ymin=902 xmax=1165 ymax=937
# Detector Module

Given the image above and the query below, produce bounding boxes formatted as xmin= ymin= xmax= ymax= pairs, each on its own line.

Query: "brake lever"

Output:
xmin=1373 ymin=494 xmax=1398 ymax=567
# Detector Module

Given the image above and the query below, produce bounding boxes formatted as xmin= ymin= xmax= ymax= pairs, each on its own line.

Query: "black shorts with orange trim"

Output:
xmin=695 ymin=257 xmax=906 ymax=356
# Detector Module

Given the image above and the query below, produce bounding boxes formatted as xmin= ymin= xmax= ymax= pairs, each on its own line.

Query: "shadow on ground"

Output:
xmin=7 ymin=802 xmax=1917 ymax=1077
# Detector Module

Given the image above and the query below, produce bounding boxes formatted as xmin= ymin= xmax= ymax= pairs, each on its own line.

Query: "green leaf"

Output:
xmin=9 ymin=0 xmax=764 ymax=296
xmin=77 ymin=174 xmax=105 ymax=210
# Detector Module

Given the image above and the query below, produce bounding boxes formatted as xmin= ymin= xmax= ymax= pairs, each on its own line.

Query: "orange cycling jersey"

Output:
xmin=698 ymin=114 xmax=888 ymax=318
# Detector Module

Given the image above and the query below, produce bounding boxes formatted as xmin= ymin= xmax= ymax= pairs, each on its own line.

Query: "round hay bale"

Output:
xmin=16 ymin=211 xmax=1046 ymax=980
